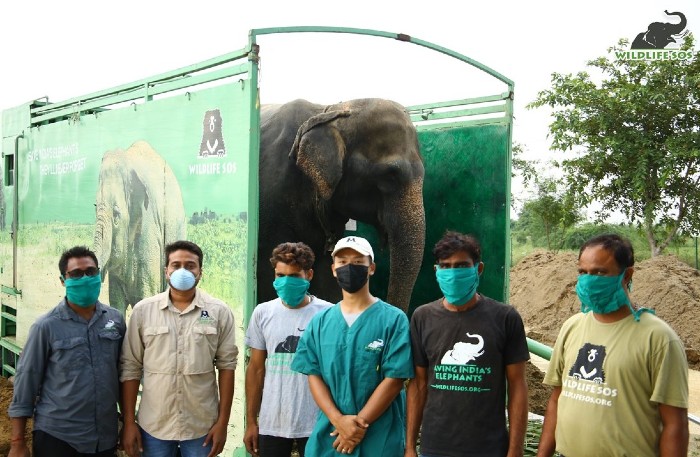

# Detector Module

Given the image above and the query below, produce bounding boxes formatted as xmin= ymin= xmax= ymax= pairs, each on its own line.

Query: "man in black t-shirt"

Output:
xmin=405 ymin=231 xmax=530 ymax=457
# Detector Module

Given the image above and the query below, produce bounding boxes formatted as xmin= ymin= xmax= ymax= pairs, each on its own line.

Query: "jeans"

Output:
xmin=258 ymin=434 xmax=308 ymax=457
xmin=140 ymin=427 xmax=213 ymax=457
xmin=32 ymin=430 xmax=117 ymax=457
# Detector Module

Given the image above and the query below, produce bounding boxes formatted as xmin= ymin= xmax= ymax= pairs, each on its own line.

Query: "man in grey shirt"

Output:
xmin=243 ymin=242 xmax=332 ymax=457
xmin=8 ymin=245 xmax=126 ymax=457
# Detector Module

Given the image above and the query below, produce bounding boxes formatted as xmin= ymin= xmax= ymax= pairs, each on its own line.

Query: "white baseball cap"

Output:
xmin=331 ymin=236 xmax=374 ymax=261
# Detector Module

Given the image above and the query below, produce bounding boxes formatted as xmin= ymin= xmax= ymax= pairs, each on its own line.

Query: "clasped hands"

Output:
xmin=330 ymin=414 xmax=369 ymax=454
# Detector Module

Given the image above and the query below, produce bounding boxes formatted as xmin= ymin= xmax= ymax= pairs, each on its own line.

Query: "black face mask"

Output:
xmin=335 ymin=264 xmax=369 ymax=293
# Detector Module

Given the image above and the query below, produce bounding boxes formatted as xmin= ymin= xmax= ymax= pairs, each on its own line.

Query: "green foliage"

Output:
xmin=189 ymin=217 xmax=248 ymax=308
xmin=560 ymin=223 xmax=631 ymax=251
xmin=513 ymin=178 xmax=581 ymax=250
xmin=528 ymin=36 xmax=700 ymax=256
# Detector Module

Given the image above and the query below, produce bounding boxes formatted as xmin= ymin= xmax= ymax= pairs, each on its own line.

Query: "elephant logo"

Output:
xmin=568 ymin=343 xmax=606 ymax=384
xmin=631 ymin=10 xmax=688 ymax=49
xmin=275 ymin=335 xmax=301 ymax=354
xmin=365 ymin=339 xmax=384 ymax=352
xmin=198 ymin=109 xmax=227 ymax=158
xmin=441 ymin=333 xmax=485 ymax=365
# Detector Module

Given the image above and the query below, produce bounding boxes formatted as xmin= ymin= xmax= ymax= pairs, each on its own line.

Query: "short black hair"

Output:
xmin=59 ymin=246 xmax=98 ymax=276
xmin=432 ymin=231 xmax=482 ymax=263
xmin=578 ymin=234 xmax=635 ymax=270
xmin=165 ymin=240 xmax=204 ymax=267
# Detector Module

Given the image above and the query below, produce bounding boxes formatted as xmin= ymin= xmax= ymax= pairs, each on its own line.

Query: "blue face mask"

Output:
xmin=273 ymin=276 xmax=310 ymax=307
xmin=435 ymin=265 xmax=480 ymax=306
xmin=64 ymin=275 xmax=102 ymax=308
xmin=170 ymin=268 xmax=197 ymax=291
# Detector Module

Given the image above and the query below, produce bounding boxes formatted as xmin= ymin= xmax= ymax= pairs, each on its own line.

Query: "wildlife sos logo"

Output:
xmin=561 ymin=342 xmax=618 ymax=407
xmin=568 ymin=343 xmax=606 ymax=383
xmin=617 ymin=10 xmax=693 ymax=60
xmin=198 ymin=109 xmax=227 ymax=158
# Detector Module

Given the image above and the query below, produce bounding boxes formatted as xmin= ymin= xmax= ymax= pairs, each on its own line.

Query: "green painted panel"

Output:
xmin=352 ymin=124 xmax=510 ymax=315
xmin=2 ymin=80 xmax=256 ymax=454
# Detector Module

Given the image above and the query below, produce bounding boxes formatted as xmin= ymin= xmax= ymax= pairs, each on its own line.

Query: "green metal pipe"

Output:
xmin=527 ymin=337 xmax=553 ymax=361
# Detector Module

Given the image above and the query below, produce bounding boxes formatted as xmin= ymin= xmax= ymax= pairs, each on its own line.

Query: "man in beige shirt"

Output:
xmin=120 ymin=240 xmax=238 ymax=457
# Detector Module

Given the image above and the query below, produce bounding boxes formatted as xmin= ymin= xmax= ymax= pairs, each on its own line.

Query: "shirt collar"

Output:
xmin=162 ymin=288 xmax=204 ymax=312
xmin=58 ymin=298 xmax=107 ymax=321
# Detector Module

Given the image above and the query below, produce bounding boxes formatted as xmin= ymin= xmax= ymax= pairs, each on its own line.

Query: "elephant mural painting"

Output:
xmin=631 ymin=10 xmax=688 ymax=49
xmin=258 ymin=98 xmax=425 ymax=312
xmin=93 ymin=140 xmax=186 ymax=314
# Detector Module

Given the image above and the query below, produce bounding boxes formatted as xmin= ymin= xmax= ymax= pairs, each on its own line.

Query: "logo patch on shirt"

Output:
xmin=365 ymin=339 xmax=384 ymax=352
xmin=199 ymin=310 xmax=215 ymax=324
xmin=99 ymin=319 xmax=120 ymax=336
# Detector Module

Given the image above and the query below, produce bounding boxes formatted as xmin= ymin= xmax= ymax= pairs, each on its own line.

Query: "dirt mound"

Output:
xmin=510 ymin=250 xmax=700 ymax=368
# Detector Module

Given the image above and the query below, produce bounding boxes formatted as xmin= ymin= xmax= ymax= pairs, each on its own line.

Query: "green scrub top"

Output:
xmin=291 ymin=299 xmax=414 ymax=456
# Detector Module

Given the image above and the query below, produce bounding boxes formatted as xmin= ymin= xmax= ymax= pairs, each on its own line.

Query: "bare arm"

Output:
xmin=658 ymin=403 xmax=688 ymax=457
xmin=308 ymin=374 xmax=367 ymax=446
xmin=120 ymin=379 xmax=142 ymax=457
xmin=405 ymin=366 xmax=427 ymax=457
xmin=205 ymin=368 xmax=235 ymax=457
xmin=8 ymin=417 xmax=30 ymax=457
xmin=536 ymin=386 xmax=561 ymax=457
xmin=357 ymin=377 xmax=405 ymax=424
xmin=243 ymin=349 xmax=267 ymax=456
xmin=505 ymin=362 xmax=528 ymax=457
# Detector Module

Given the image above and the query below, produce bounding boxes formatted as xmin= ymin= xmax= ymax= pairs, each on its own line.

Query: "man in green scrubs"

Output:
xmin=291 ymin=236 xmax=413 ymax=456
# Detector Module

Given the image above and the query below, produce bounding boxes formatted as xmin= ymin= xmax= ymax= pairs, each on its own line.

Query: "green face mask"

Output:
xmin=576 ymin=271 xmax=655 ymax=321
xmin=575 ymin=271 xmax=628 ymax=315
xmin=273 ymin=276 xmax=310 ymax=307
xmin=435 ymin=265 xmax=480 ymax=306
xmin=64 ymin=275 xmax=102 ymax=308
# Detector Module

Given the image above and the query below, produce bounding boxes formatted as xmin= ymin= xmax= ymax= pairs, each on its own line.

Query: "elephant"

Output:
xmin=258 ymin=98 xmax=425 ymax=312
xmin=441 ymin=333 xmax=485 ymax=365
xmin=93 ymin=140 xmax=186 ymax=314
xmin=631 ymin=10 xmax=687 ymax=49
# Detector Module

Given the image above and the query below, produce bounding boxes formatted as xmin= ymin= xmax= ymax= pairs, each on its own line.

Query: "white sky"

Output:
xmin=2 ymin=0 xmax=698 ymax=218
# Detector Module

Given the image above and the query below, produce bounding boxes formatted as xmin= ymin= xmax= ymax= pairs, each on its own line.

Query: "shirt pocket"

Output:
xmin=142 ymin=326 xmax=175 ymax=374
xmin=186 ymin=326 xmax=218 ymax=374
xmin=98 ymin=331 xmax=122 ymax=361
xmin=51 ymin=336 xmax=90 ymax=372
xmin=353 ymin=347 xmax=383 ymax=391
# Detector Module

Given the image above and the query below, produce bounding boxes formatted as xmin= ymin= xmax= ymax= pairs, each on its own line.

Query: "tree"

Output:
xmin=528 ymin=37 xmax=700 ymax=256
xmin=515 ymin=177 xmax=581 ymax=250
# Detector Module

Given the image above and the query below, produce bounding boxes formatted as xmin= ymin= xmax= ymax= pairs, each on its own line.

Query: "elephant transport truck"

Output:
xmin=0 ymin=27 xmax=513 ymax=456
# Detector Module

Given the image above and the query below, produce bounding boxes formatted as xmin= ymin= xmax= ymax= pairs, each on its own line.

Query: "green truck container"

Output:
xmin=0 ymin=27 xmax=513 ymax=456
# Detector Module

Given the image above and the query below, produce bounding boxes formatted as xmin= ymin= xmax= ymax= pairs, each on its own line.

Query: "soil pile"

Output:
xmin=510 ymin=250 xmax=700 ymax=368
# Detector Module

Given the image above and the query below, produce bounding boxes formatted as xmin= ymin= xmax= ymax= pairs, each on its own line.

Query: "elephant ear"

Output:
xmin=128 ymin=169 xmax=150 ymax=212
xmin=290 ymin=109 xmax=351 ymax=200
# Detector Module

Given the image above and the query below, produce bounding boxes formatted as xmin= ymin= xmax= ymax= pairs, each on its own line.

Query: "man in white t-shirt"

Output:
xmin=244 ymin=242 xmax=332 ymax=457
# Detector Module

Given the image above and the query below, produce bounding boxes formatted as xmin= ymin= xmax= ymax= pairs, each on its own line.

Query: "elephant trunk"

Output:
xmin=466 ymin=333 xmax=485 ymax=353
xmin=384 ymin=178 xmax=426 ymax=312
xmin=93 ymin=200 xmax=112 ymax=280
xmin=666 ymin=10 xmax=687 ymax=35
